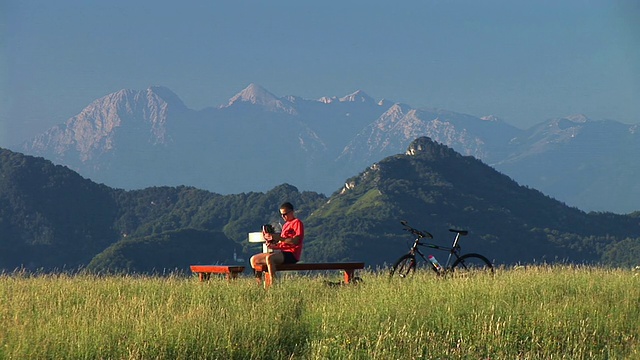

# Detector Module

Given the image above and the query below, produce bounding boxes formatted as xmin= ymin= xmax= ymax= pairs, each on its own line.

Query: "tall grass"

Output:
xmin=1 ymin=266 xmax=638 ymax=359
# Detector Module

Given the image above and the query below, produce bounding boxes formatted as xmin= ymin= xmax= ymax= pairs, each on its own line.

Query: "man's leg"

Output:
xmin=250 ymin=253 xmax=269 ymax=285
xmin=265 ymin=251 xmax=284 ymax=286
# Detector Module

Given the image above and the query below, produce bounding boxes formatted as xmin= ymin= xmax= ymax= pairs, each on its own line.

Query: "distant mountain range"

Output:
xmin=15 ymin=84 xmax=639 ymax=214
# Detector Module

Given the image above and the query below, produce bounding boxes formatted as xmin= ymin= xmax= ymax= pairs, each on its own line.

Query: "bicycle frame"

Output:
xmin=408 ymin=232 xmax=464 ymax=270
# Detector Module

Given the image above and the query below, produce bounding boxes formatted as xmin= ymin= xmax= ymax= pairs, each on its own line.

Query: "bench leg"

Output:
xmin=343 ymin=269 xmax=355 ymax=284
xmin=227 ymin=271 xmax=241 ymax=281
xmin=254 ymin=270 xmax=263 ymax=285
xmin=198 ymin=273 xmax=207 ymax=282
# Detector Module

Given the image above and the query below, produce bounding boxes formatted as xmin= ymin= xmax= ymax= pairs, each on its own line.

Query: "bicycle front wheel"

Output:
xmin=390 ymin=254 xmax=416 ymax=278
xmin=451 ymin=253 xmax=494 ymax=276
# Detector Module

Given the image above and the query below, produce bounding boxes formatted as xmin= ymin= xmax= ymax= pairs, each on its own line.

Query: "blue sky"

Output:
xmin=1 ymin=0 xmax=639 ymax=146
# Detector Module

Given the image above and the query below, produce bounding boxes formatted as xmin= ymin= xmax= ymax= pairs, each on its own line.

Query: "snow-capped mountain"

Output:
xmin=15 ymin=84 xmax=640 ymax=214
xmin=222 ymin=83 xmax=298 ymax=115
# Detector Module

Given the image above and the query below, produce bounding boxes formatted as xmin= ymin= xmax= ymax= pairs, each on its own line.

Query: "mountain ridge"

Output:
xmin=14 ymin=84 xmax=640 ymax=213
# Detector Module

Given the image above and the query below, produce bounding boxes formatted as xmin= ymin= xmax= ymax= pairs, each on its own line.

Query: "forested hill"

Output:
xmin=0 ymin=148 xmax=326 ymax=272
xmin=1 ymin=143 xmax=638 ymax=273
xmin=0 ymin=148 xmax=119 ymax=269
xmin=302 ymin=137 xmax=640 ymax=266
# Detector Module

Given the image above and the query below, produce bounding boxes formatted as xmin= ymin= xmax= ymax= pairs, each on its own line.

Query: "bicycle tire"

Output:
xmin=451 ymin=253 xmax=494 ymax=275
xmin=390 ymin=254 xmax=416 ymax=278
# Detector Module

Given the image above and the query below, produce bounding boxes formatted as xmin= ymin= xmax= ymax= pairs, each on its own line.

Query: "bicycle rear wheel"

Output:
xmin=390 ymin=254 xmax=416 ymax=278
xmin=451 ymin=253 xmax=493 ymax=276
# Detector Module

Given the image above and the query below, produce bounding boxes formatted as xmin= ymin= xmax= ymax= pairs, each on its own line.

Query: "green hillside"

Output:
xmin=1 ymin=141 xmax=638 ymax=273
xmin=303 ymin=137 xmax=640 ymax=266
xmin=0 ymin=149 xmax=120 ymax=269
xmin=86 ymin=229 xmax=237 ymax=273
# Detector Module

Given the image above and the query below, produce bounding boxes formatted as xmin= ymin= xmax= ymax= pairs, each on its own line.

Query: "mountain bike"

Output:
xmin=390 ymin=220 xmax=493 ymax=277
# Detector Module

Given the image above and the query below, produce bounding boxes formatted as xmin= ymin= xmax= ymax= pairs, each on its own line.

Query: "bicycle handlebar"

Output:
xmin=400 ymin=220 xmax=433 ymax=239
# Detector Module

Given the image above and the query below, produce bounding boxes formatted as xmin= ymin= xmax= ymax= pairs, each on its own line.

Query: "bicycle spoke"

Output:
xmin=451 ymin=253 xmax=494 ymax=277
xmin=390 ymin=254 xmax=416 ymax=278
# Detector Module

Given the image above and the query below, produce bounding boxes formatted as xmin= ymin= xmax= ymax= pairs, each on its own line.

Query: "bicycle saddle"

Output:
xmin=449 ymin=229 xmax=468 ymax=236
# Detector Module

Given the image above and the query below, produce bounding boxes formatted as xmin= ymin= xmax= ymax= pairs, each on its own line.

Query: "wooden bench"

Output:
xmin=253 ymin=262 xmax=365 ymax=288
xmin=190 ymin=265 xmax=245 ymax=282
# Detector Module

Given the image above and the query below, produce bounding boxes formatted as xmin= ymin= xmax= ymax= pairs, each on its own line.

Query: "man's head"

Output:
xmin=280 ymin=202 xmax=295 ymax=221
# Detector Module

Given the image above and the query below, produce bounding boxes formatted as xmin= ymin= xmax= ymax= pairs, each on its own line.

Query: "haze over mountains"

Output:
xmin=15 ymin=84 xmax=639 ymax=214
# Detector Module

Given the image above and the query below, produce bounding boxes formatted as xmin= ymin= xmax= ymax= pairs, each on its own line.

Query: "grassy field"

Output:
xmin=1 ymin=266 xmax=638 ymax=359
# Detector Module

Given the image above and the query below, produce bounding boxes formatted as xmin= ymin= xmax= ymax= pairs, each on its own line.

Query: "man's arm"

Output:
xmin=278 ymin=235 xmax=301 ymax=245
xmin=265 ymin=233 xmax=299 ymax=245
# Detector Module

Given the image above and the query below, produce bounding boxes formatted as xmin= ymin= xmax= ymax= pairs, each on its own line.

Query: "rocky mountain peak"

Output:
xmin=564 ymin=114 xmax=590 ymax=123
xmin=223 ymin=83 xmax=297 ymax=114
xmin=339 ymin=90 xmax=374 ymax=103
xmin=405 ymin=136 xmax=459 ymax=160
xmin=21 ymin=87 xmax=182 ymax=162
xmin=318 ymin=96 xmax=337 ymax=104
xmin=383 ymin=103 xmax=411 ymax=119
xmin=545 ymin=114 xmax=590 ymax=131
xmin=406 ymin=136 xmax=435 ymax=154
xmin=481 ymin=115 xmax=501 ymax=122
xmin=227 ymin=83 xmax=277 ymax=105
xmin=146 ymin=86 xmax=187 ymax=110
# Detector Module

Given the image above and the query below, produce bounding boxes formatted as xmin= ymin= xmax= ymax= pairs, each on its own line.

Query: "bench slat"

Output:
xmin=254 ymin=262 xmax=365 ymax=288
xmin=254 ymin=262 xmax=364 ymax=272
xmin=190 ymin=265 xmax=245 ymax=273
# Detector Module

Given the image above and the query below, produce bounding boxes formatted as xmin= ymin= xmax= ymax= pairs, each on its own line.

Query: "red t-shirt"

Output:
xmin=274 ymin=218 xmax=304 ymax=261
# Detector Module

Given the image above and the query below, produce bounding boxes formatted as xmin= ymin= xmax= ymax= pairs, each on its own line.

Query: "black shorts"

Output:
xmin=282 ymin=251 xmax=298 ymax=264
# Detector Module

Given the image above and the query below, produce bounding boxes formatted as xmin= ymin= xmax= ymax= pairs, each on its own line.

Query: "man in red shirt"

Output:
xmin=250 ymin=202 xmax=304 ymax=285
